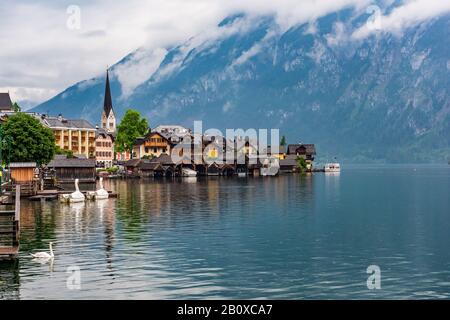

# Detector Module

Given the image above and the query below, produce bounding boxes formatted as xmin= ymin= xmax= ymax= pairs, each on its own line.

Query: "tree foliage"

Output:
xmin=296 ymin=156 xmax=307 ymax=173
xmin=12 ymin=102 xmax=21 ymax=112
xmin=280 ymin=135 xmax=287 ymax=146
xmin=115 ymin=109 xmax=149 ymax=154
xmin=1 ymin=112 xmax=56 ymax=165
xmin=55 ymin=146 xmax=74 ymax=158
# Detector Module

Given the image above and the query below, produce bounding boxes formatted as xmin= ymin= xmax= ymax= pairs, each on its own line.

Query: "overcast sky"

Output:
xmin=1 ymin=0 xmax=449 ymax=107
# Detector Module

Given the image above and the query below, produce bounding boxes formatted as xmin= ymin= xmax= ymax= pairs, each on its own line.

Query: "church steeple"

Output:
xmin=103 ymin=69 xmax=113 ymax=117
xmin=101 ymin=69 xmax=116 ymax=133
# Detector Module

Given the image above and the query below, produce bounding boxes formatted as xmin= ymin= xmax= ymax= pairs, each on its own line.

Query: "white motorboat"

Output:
xmin=182 ymin=168 xmax=197 ymax=177
xmin=260 ymin=157 xmax=280 ymax=176
xmin=324 ymin=163 xmax=341 ymax=172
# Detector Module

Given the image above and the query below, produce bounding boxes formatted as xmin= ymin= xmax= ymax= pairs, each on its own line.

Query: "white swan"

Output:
xmin=69 ymin=178 xmax=85 ymax=203
xmin=95 ymin=177 xmax=109 ymax=200
xmin=31 ymin=242 xmax=54 ymax=259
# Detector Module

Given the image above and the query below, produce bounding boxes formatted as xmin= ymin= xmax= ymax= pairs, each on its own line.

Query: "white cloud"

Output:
xmin=352 ymin=0 xmax=450 ymax=39
xmin=0 ymin=87 xmax=58 ymax=109
xmin=113 ymin=47 xmax=168 ymax=97
xmin=0 ymin=0 xmax=448 ymax=106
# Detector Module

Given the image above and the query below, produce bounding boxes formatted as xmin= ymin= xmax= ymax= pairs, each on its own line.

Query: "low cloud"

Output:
xmin=352 ymin=0 xmax=450 ymax=39
xmin=0 ymin=0 xmax=448 ymax=106
xmin=113 ymin=47 xmax=168 ymax=97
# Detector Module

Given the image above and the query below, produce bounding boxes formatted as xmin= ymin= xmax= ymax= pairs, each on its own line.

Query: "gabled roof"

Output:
xmin=9 ymin=162 xmax=36 ymax=168
xmin=124 ymin=159 xmax=141 ymax=167
xmin=134 ymin=131 xmax=169 ymax=146
xmin=0 ymin=93 xmax=13 ymax=110
xmin=139 ymin=161 xmax=164 ymax=171
xmin=151 ymin=153 xmax=175 ymax=165
xmin=96 ymin=128 xmax=115 ymax=141
xmin=47 ymin=157 xmax=96 ymax=168
xmin=41 ymin=116 xmax=96 ymax=130
xmin=287 ymin=144 xmax=316 ymax=155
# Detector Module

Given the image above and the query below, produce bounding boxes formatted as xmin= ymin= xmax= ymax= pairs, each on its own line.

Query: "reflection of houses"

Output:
xmin=133 ymin=131 xmax=171 ymax=159
xmin=47 ymin=155 xmax=96 ymax=183
xmin=41 ymin=115 xmax=96 ymax=159
xmin=95 ymin=128 xmax=115 ymax=168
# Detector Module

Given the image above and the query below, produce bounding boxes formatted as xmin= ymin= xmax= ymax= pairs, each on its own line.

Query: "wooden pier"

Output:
xmin=0 ymin=186 xmax=20 ymax=260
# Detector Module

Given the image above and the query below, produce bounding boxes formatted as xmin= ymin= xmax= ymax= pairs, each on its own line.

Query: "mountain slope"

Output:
xmin=32 ymin=10 xmax=450 ymax=163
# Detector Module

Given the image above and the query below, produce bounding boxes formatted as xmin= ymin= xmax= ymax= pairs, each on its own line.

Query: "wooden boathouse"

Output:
xmin=8 ymin=162 xmax=38 ymax=196
xmin=47 ymin=155 xmax=96 ymax=183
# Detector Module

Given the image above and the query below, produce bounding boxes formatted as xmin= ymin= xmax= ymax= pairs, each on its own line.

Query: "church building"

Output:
xmin=95 ymin=70 xmax=117 ymax=167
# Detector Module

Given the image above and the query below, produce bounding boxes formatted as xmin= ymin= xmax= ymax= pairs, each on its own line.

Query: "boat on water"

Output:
xmin=260 ymin=157 xmax=280 ymax=176
xmin=181 ymin=168 xmax=197 ymax=177
xmin=324 ymin=163 xmax=341 ymax=172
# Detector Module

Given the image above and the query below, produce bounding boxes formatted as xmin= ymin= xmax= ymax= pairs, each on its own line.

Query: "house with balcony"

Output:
xmin=132 ymin=131 xmax=171 ymax=159
xmin=40 ymin=114 xmax=97 ymax=159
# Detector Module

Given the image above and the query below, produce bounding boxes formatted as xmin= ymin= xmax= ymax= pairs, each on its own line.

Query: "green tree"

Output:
xmin=55 ymin=146 xmax=74 ymax=158
xmin=1 ymin=112 xmax=55 ymax=165
xmin=280 ymin=135 xmax=287 ymax=146
xmin=12 ymin=102 xmax=21 ymax=112
xmin=115 ymin=109 xmax=149 ymax=156
xmin=296 ymin=156 xmax=307 ymax=173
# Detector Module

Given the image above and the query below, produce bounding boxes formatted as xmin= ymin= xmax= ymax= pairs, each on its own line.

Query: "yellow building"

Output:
xmin=261 ymin=145 xmax=287 ymax=160
xmin=40 ymin=115 xmax=96 ymax=158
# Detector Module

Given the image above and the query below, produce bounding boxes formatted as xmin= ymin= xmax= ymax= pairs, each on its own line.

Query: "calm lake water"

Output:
xmin=1 ymin=165 xmax=449 ymax=299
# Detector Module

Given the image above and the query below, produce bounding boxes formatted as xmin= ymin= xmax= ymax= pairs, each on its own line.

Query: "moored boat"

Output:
xmin=181 ymin=168 xmax=197 ymax=177
xmin=324 ymin=163 xmax=341 ymax=172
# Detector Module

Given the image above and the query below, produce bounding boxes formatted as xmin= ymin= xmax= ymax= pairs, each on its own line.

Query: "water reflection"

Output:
xmin=0 ymin=260 xmax=20 ymax=300
xmin=1 ymin=167 xmax=449 ymax=299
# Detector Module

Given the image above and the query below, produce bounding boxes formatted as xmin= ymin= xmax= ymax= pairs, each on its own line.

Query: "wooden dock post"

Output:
xmin=15 ymin=185 xmax=20 ymax=244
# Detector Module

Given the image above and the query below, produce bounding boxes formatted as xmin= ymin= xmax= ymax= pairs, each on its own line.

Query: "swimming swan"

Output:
xmin=30 ymin=242 xmax=54 ymax=259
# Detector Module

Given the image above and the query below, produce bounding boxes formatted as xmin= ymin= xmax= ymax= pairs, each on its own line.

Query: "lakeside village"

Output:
xmin=0 ymin=71 xmax=323 ymax=201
